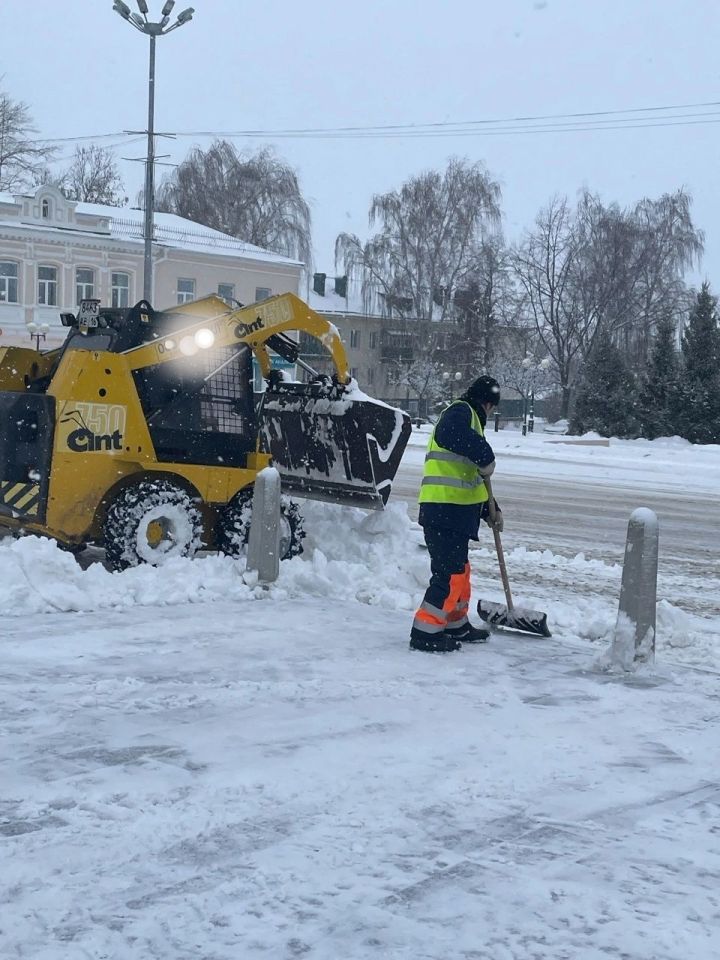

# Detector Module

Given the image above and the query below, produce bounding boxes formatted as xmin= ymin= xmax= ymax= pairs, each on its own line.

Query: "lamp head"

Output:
xmin=113 ymin=0 xmax=132 ymax=19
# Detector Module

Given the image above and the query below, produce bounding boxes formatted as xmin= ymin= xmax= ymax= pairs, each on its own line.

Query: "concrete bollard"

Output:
xmin=245 ymin=466 xmax=281 ymax=585
xmin=610 ymin=507 xmax=659 ymax=671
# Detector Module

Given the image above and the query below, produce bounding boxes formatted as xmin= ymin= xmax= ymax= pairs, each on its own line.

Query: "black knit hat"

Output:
xmin=463 ymin=375 xmax=501 ymax=408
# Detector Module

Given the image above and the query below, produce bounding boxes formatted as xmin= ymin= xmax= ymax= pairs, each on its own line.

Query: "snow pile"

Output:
xmin=0 ymin=502 xmax=426 ymax=618
xmin=1 ymin=497 xmax=717 ymax=669
xmin=0 ymin=533 xmax=257 ymax=614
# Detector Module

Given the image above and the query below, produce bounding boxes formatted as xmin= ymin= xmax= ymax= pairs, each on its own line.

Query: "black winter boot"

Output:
xmin=445 ymin=623 xmax=490 ymax=644
xmin=409 ymin=630 xmax=462 ymax=653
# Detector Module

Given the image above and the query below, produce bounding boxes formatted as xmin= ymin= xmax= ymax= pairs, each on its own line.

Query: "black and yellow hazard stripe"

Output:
xmin=0 ymin=480 xmax=41 ymax=518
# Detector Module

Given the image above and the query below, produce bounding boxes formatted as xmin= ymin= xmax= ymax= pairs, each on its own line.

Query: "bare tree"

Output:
xmin=393 ymin=357 xmax=447 ymax=410
xmin=61 ymin=145 xmax=126 ymax=205
xmin=450 ymin=236 xmax=518 ymax=370
xmin=335 ymin=158 xmax=501 ymax=322
xmin=512 ymin=197 xmax=585 ymax=418
xmin=156 ymin=141 xmax=312 ymax=265
xmin=512 ymin=188 xmax=702 ymax=417
xmin=571 ymin=188 xmax=702 ymax=364
xmin=0 ymin=89 xmax=56 ymax=191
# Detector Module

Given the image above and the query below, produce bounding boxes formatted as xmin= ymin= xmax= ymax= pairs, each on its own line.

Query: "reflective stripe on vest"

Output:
xmin=418 ymin=400 xmax=489 ymax=506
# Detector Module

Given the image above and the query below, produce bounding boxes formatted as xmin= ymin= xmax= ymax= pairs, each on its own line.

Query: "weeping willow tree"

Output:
xmin=155 ymin=141 xmax=312 ymax=265
xmin=335 ymin=157 xmax=502 ymax=321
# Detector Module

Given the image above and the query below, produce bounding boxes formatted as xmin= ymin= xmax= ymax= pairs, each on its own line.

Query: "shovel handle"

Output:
xmin=484 ymin=477 xmax=515 ymax=613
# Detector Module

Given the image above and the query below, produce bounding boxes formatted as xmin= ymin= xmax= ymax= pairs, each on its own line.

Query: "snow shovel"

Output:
xmin=477 ymin=478 xmax=551 ymax=637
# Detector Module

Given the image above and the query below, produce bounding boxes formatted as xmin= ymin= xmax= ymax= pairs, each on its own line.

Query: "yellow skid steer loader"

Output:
xmin=0 ymin=294 xmax=411 ymax=568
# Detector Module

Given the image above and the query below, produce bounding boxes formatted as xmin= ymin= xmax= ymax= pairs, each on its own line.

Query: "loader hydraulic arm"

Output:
xmin=125 ymin=293 xmax=351 ymax=384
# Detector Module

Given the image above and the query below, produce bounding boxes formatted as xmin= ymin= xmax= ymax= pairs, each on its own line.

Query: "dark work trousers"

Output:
xmin=411 ymin=526 xmax=471 ymax=641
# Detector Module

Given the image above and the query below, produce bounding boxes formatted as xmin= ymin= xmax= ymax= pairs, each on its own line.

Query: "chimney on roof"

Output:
xmin=334 ymin=275 xmax=348 ymax=298
xmin=313 ymin=272 xmax=326 ymax=296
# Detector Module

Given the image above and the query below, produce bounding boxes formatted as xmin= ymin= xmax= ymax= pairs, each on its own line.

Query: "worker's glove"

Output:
xmin=491 ymin=506 xmax=504 ymax=533
xmin=481 ymin=499 xmax=503 ymax=533
xmin=477 ymin=460 xmax=496 ymax=477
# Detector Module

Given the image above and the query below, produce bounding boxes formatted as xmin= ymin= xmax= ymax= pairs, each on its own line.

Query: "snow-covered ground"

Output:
xmin=1 ymin=431 xmax=719 ymax=958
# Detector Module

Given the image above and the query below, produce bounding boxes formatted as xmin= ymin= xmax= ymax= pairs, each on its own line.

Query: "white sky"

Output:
xmin=2 ymin=0 xmax=720 ymax=281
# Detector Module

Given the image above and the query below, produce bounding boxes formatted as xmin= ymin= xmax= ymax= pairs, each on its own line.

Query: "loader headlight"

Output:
xmin=179 ymin=335 xmax=199 ymax=357
xmin=194 ymin=328 xmax=215 ymax=349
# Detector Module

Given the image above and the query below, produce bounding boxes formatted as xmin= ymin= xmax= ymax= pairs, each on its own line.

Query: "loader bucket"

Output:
xmin=258 ymin=380 xmax=412 ymax=510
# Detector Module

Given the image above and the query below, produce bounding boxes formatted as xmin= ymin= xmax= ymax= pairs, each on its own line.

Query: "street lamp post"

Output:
xmin=442 ymin=370 xmax=462 ymax=402
xmin=113 ymin=1 xmax=195 ymax=302
xmin=521 ymin=356 xmax=551 ymax=435
xmin=27 ymin=321 xmax=50 ymax=351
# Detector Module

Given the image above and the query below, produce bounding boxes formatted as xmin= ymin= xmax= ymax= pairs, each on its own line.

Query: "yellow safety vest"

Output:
xmin=418 ymin=401 xmax=489 ymax=506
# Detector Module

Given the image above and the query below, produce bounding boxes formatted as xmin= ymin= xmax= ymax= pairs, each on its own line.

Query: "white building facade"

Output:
xmin=0 ymin=184 xmax=303 ymax=348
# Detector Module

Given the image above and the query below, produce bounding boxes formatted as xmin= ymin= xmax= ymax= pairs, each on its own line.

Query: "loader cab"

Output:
xmin=132 ymin=341 xmax=257 ymax=468
xmin=55 ymin=299 xmax=257 ymax=468
xmin=59 ymin=299 xmax=162 ymax=354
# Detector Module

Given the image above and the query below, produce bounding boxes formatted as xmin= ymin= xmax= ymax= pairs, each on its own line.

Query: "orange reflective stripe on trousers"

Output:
xmin=412 ymin=563 xmax=471 ymax=635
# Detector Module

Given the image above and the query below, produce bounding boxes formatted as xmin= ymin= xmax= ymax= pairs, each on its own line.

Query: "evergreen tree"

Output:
xmin=677 ymin=283 xmax=720 ymax=444
xmin=637 ymin=315 xmax=682 ymax=439
xmin=569 ymin=339 xmax=640 ymax=438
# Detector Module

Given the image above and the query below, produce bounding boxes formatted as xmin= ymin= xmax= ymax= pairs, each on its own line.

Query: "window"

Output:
xmin=0 ymin=261 xmax=18 ymax=303
xmin=218 ymin=283 xmax=235 ymax=303
xmin=76 ymin=268 xmax=95 ymax=304
xmin=111 ymin=272 xmax=130 ymax=308
xmin=367 ymin=367 xmax=375 ymax=385
xmin=369 ymin=331 xmax=377 ymax=349
xmin=350 ymin=329 xmax=360 ymax=349
xmin=41 ymin=198 xmax=51 ymax=219
xmin=37 ymin=265 xmax=58 ymax=306
xmin=177 ymin=278 xmax=196 ymax=304
xmin=255 ymin=286 xmax=271 ymax=302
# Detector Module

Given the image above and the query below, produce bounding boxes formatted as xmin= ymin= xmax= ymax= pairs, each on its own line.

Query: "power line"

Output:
xmin=27 ymin=98 xmax=720 ymax=147
xmin=31 ymin=131 xmax=128 ymax=144
xmin=171 ymin=99 xmax=720 ymax=138
xmin=175 ymin=115 xmax=720 ymax=140
xmin=45 ymin=136 xmax=147 ymax=166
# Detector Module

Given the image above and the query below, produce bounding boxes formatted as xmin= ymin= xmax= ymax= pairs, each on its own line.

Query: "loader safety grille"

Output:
xmin=0 ymin=480 xmax=41 ymax=518
xmin=133 ymin=344 xmax=256 ymax=467
xmin=199 ymin=347 xmax=250 ymax=435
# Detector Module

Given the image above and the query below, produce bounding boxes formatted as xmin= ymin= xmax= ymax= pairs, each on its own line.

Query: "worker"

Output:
xmin=410 ymin=375 xmax=502 ymax=653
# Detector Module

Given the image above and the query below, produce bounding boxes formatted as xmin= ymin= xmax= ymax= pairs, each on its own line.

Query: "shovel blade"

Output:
xmin=477 ymin=600 xmax=551 ymax=638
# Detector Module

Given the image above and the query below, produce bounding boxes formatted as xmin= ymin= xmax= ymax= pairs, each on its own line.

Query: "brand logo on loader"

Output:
xmin=234 ymin=317 xmax=264 ymax=339
xmin=57 ymin=402 xmax=127 ymax=454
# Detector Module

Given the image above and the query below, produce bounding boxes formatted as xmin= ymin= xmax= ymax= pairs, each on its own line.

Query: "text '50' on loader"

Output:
xmin=0 ymin=293 xmax=411 ymax=569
